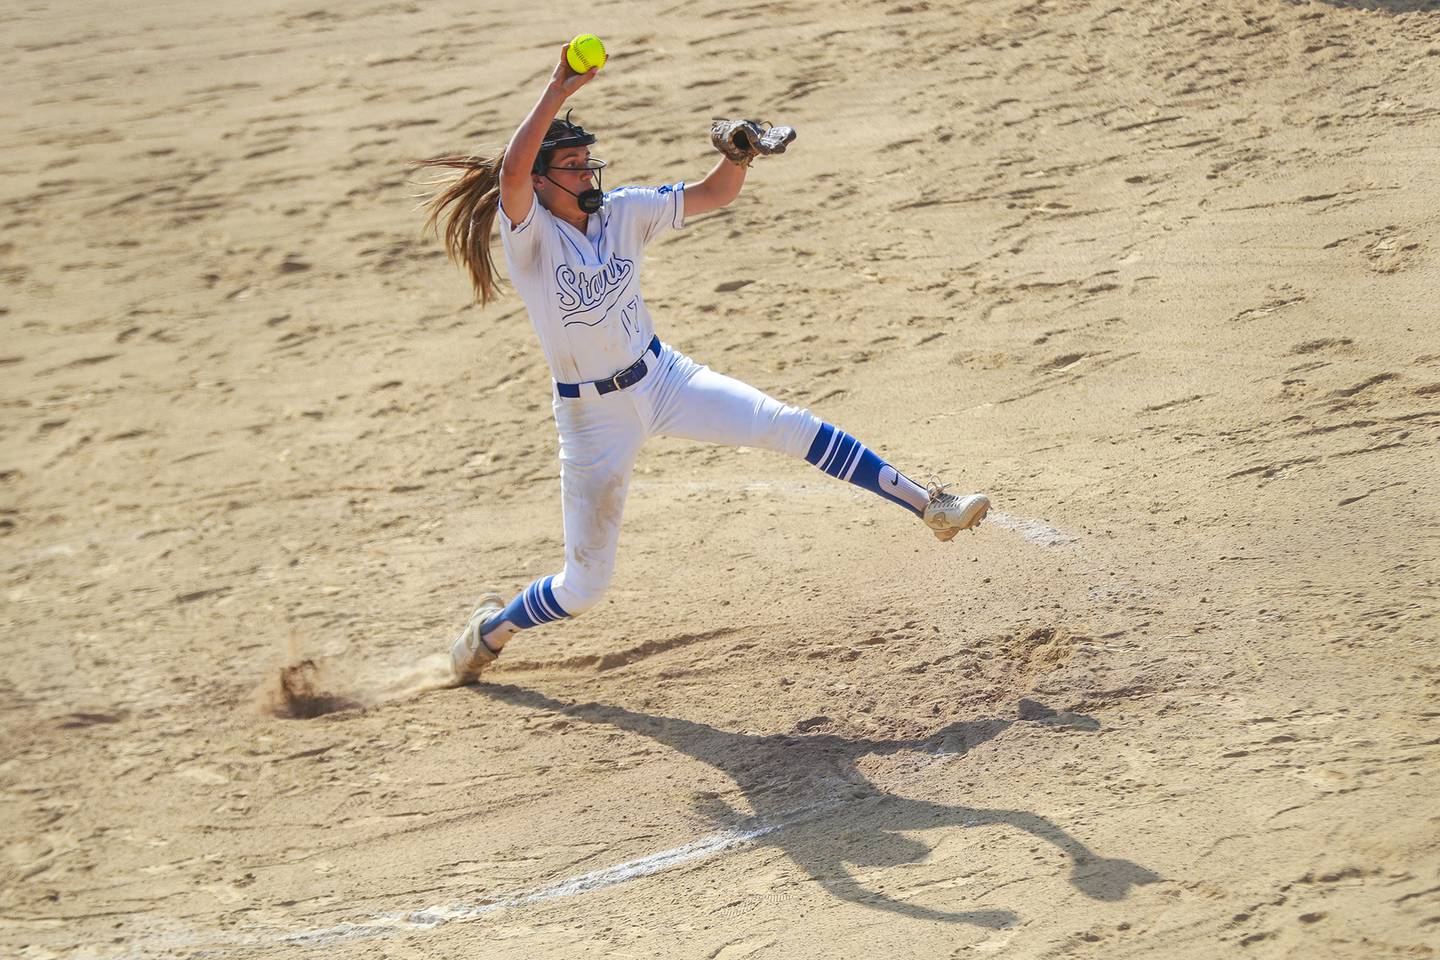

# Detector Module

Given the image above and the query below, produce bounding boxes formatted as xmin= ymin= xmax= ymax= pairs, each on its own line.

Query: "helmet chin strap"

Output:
xmin=543 ymin=172 xmax=603 ymax=214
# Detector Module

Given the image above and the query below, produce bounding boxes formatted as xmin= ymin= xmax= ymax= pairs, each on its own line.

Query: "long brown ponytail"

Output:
xmin=414 ymin=150 xmax=507 ymax=306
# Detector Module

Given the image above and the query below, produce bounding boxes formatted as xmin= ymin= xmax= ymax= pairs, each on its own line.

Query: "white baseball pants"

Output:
xmin=548 ymin=342 xmax=821 ymax=615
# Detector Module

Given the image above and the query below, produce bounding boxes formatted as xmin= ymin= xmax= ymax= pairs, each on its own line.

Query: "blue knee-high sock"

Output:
xmin=492 ymin=575 xmax=570 ymax=631
xmin=805 ymin=423 xmax=928 ymax=517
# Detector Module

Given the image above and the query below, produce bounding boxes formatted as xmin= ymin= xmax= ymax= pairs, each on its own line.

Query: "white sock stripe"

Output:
xmin=841 ymin=442 xmax=865 ymax=482
xmin=823 ymin=432 xmax=852 ymax=474
xmin=832 ymin=435 xmax=859 ymax=478
xmin=534 ymin=579 xmax=563 ymax=622
xmin=531 ymin=582 xmax=551 ymax=622
xmin=521 ymin=587 xmax=542 ymax=625
xmin=818 ymin=430 xmax=842 ymax=472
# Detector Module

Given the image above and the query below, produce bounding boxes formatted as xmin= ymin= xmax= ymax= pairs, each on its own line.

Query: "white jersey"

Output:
xmin=499 ymin=183 xmax=686 ymax=383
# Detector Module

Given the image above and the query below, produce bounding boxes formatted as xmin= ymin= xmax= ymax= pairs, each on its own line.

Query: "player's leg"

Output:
xmin=451 ymin=397 xmax=644 ymax=682
xmin=801 ymin=420 xmax=990 ymax=540
xmin=644 ymin=348 xmax=987 ymax=536
xmin=478 ymin=447 xmax=636 ymax=644
xmin=645 ymin=349 xmax=922 ymax=512
xmin=802 ymin=421 xmax=929 ymax=516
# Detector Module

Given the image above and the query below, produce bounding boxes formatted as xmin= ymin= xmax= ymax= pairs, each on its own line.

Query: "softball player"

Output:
xmin=418 ymin=46 xmax=990 ymax=683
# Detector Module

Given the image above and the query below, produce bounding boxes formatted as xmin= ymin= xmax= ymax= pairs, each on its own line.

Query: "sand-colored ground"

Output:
xmin=3 ymin=0 xmax=1439 ymax=957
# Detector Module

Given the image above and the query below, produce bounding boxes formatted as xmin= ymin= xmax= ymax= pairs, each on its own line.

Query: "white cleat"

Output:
xmin=450 ymin=593 xmax=504 ymax=685
xmin=923 ymin=483 xmax=991 ymax=542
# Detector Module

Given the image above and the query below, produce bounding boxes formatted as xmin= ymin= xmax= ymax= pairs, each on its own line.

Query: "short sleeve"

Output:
xmin=607 ymin=183 xmax=686 ymax=249
xmin=497 ymin=185 xmax=544 ymax=265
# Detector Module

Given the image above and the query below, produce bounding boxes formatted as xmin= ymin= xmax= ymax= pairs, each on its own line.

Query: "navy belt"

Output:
xmin=555 ymin=336 xmax=661 ymax=399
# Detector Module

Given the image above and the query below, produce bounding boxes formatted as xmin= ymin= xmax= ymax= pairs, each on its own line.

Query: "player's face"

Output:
xmin=534 ymin=146 xmax=606 ymax=217
xmin=549 ymin=147 xmax=597 ymax=188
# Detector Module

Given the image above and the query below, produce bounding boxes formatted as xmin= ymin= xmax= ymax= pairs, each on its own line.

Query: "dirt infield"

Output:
xmin=2 ymin=0 xmax=1438 ymax=957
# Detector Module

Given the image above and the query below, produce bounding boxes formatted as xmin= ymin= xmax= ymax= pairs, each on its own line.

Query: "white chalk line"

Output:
xmin=279 ymin=817 xmax=797 ymax=947
xmin=985 ymin=511 xmax=1079 ymax=548
xmin=77 ymin=807 xmax=831 ymax=958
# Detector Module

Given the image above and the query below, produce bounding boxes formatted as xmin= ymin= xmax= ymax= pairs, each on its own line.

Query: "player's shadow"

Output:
xmin=1303 ymin=0 xmax=1438 ymax=11
xmin=477 ymin=684 xmax=1160 ymax=927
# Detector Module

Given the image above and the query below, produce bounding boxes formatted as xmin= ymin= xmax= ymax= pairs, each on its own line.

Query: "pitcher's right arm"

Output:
xmin=499 ymin=44 xmax=598 ymax=227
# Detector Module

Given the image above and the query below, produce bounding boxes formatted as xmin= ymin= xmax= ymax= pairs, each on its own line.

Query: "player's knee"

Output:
xmin=552 ymin=568 xmax=612 ymax=616
xmin=558 ymin=587 xmax=604 ymax=616
xmin=746 ymin=399 xmax=819 ymax=459
xmin=775 ymin=404 xmax=822 ymax=459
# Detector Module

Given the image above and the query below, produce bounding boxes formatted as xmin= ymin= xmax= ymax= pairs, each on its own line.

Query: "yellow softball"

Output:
xmin=566 ymin=34 xmax=607 ymax=73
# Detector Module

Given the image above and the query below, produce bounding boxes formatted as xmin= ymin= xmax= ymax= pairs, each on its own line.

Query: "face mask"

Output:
xmin=543 ymin=158 xmax=607 ymax=214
